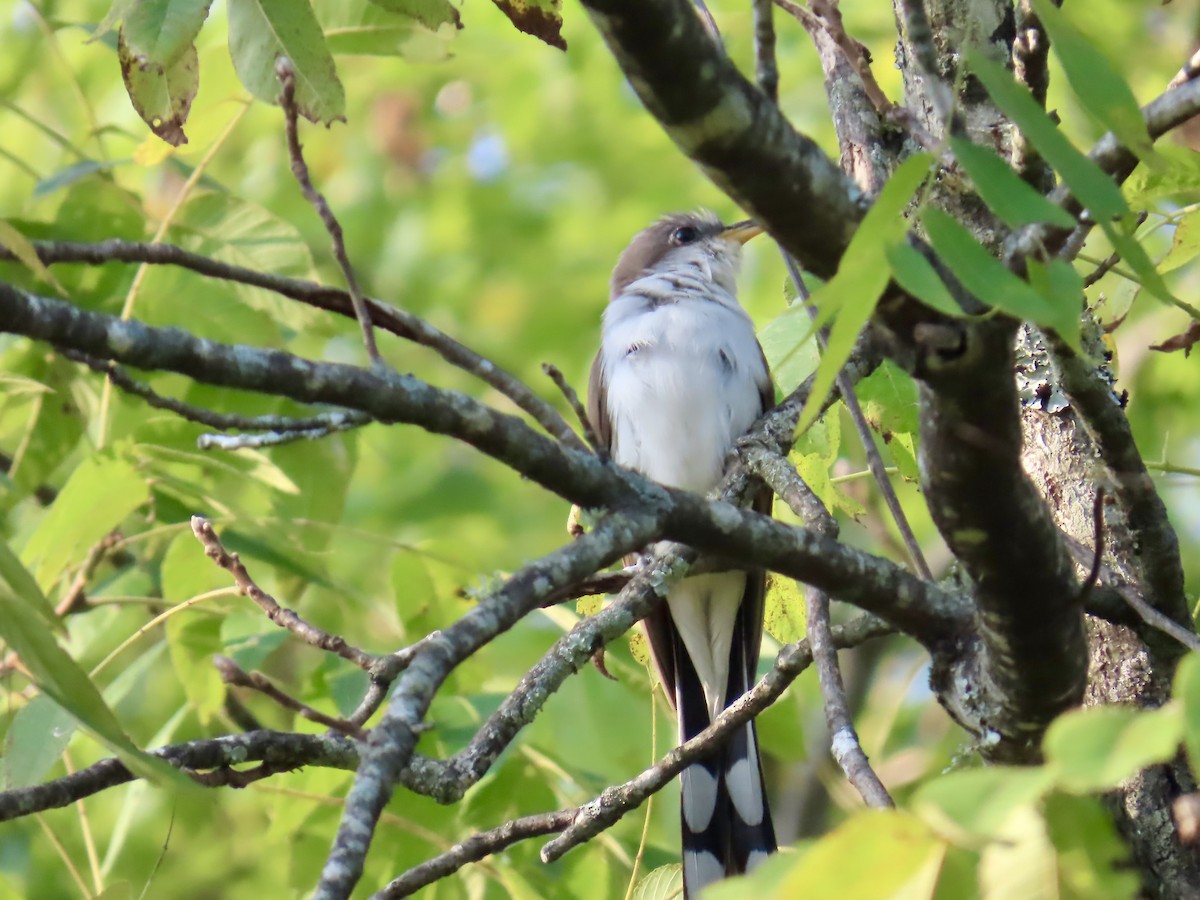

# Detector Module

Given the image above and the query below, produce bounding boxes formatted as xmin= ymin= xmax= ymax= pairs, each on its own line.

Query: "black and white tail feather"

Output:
xmin=587 ymin=212 xmax=777 ymax=897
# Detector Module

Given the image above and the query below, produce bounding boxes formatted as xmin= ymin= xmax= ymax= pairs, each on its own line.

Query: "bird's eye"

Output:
xmin=670 ymin=226 xmax=698 ymax=245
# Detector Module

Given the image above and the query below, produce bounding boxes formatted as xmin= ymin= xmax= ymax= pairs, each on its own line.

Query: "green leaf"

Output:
xmin=1042 ymin=793 xmax=1142 ymax=899
xmin=167 ymin=610 xmax=225 ymax=724
xmin=0 ymin=538 xmax=61 ymax=631
xmin=227 ymin=0 xmax=345 ymax=124
xmin=0 ymin=583 xmax=180 ymax=786
xmin=922 ymin=207 xmax=1082 ymax=351
xmin=1101 ymin=221 xmax=1182 ymax=310
xmin=33 ymin=159 xmax=125 ymax=199
xmin=0 ymin=219 xmax=65 ymax=294
xmin=1043 ymin=703 xmax=1182 ymax=793
xmin=779 ymin=811 xmax=946 ymax=898
xmin=4 ymin=696 xmax=77 ymax=789
xmin=118 ymin=31 xmax=199 ymax=146
xmin=1030 ymin=0 xmax=1154 ymax=161
xmin=968 ymin=50 xmax=1127 ymax=221
xmin=489 ymin=0 xmax=566 ymax=51
xmin=913 ymin=765 xmax=1053 ymax=839
xmin=1123 ymin=145 xmax=1200 ymax=206
xmin=885 ymin=240 xmax=964 ymax=318
xmin=367 ymin=0 xmax=462 ymax=30
xmin=1025 ymin=257 xmax=1084 ymax=352
xmin=121 ymin=0 xmax=214 ymax=65
xmin=21 ymin=452 xmax=150 ymax=588
xmin=796 ymin=152 xmax=934 ymax=435
xmin=950 ymin=137 xmax=1077 ymax=229
xmin=1161 ymin=209 xmax=1200 ymax=274
xmin=630 ymin=865 xmax=682 ymax=900
xmin=758 ymin=307 xmax=821 ymax=394
xmin=1174 ymin=653 xmax=1200 ymax=777
xmin=763 ymin=575 xmax=806 ymax=644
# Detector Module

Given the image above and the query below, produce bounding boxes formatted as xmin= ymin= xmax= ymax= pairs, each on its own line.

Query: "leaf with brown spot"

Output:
xmin=1150 ymin=321 xmax=1200 ymax=357
xmin=118 ymin=29 xmax=199 ymax=146
xmin=489 ymin=0 xmax=565 ymax=50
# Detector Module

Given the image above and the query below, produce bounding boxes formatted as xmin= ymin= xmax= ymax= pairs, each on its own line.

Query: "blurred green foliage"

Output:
xmin=0 ymin=0 xmax=1199 ymax=897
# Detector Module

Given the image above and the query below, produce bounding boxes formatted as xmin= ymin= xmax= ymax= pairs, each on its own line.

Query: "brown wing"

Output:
xmin=586 ymin=351 xmax=611 ymax=454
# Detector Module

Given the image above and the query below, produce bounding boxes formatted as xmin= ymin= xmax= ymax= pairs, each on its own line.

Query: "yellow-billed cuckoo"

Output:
xmin=587 ymin=212 xmax=776 ymax=894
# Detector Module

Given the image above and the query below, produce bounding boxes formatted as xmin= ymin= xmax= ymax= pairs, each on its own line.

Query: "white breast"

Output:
xmin=600 ymin=282 xmax=767 ymax=494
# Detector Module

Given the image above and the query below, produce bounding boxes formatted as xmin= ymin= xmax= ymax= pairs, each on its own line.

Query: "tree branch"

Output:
xmin=3 ymin=239 xmax=584 ymax=451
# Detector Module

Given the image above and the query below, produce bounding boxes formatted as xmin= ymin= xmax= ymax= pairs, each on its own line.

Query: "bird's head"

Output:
xmin=609 ymin=212 xmax=763 ymax=300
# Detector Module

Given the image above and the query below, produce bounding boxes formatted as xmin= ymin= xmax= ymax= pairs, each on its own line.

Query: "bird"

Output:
xmin=587 ymin=211 xmax=777 ymax=895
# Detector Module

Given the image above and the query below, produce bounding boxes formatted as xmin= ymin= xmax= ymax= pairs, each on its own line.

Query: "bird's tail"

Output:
xmin=674 ymin=604 xmax=776 ymax=897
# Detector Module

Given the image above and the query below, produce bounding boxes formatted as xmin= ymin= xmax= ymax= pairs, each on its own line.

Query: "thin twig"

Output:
xmin=1081 ymin=211 xmax=1148 ymax=288
xmin=275 ymin=57 xmax=381 ymax=367
xmin=789 ymin=0 xmax=894 ymax=119
xmin=1077 ymin=489 xmax=1106 ymax=603
xmin=781 ymin=251 xmax=932 ymax=579
xmin=542 ymin=363 xmax=602 ymax=454
xmin=756 ymin=453 xmax=894 ymax=808
xmin=13 ymin=238 xmax=583 ymax=449
xmin=374 ymin=811 xmax=576 ymax=898
xmin=190 ymin=516 xmax=382 ymax=672
xmin=753 ymin=0 xmax=779 ymax=102
xmin=540 ymin=613 xmax=894 ymax=862
xmin=62 ymin=348 xmax=374 ymax=440
xmin=214 ymin=656 xmax=366 ymax=740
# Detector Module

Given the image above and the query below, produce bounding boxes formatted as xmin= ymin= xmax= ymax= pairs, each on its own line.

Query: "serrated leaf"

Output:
xmin=796 ymin=152 xmax=934 ymax=435
xmin=119 ymin=31 xmax=198 ymax=146
xmin=631 ymin=864 xmax=682 ymax=900
xmin=922 ymin=207 xmax=1081 ymax=350
xmin=122 ymin=0 xmax=214 ymax=65
xmin=367 ymin=0 xmax=461 ymax=30
xmin=489 ymin=0 xmax=565 ymax=50
xmin=763 ymin=575 xmax=806 ymax=644
xmin=0 ymin=219 xmax=65 ymax=294
xmin=1031 ymin=0 xmax=1153 ymax=161
xmin=1043 ymin=703 xmax=1182 ymax=793
xmin=21 ymin=453 xmax=150 ymax=588
xmin=950 ymin=137 xmax=1077 ymax=229
xmin=969 ymin=50 xmax=1127 ymax=221
xmin=885 ymin=240 xmax=964 ymax=318
xmin=227 ymin=0 xmax=345 ymax=124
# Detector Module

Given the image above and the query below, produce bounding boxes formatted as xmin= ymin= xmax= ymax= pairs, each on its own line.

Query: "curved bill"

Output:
xmin=721 ymin=220 xmax=765 ymax=245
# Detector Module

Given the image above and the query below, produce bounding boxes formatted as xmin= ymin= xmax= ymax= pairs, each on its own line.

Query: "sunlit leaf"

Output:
xmin=631 ymin=864 xmax=682 ymax=900
xmin=1043 ymin=703 xmax=1182 ymax=793
xmin=913 ymin=765 xmax=1053 ymax=839
xmin=21 ymin=452 xmax=150 ymax=587
xmin=763 ymin=575 xmax=805 ymax=644
xmin=796 ymin=152 xmax=934 ymax=435
xmin=1042 ymin=793 xmax=1142 ymax=899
